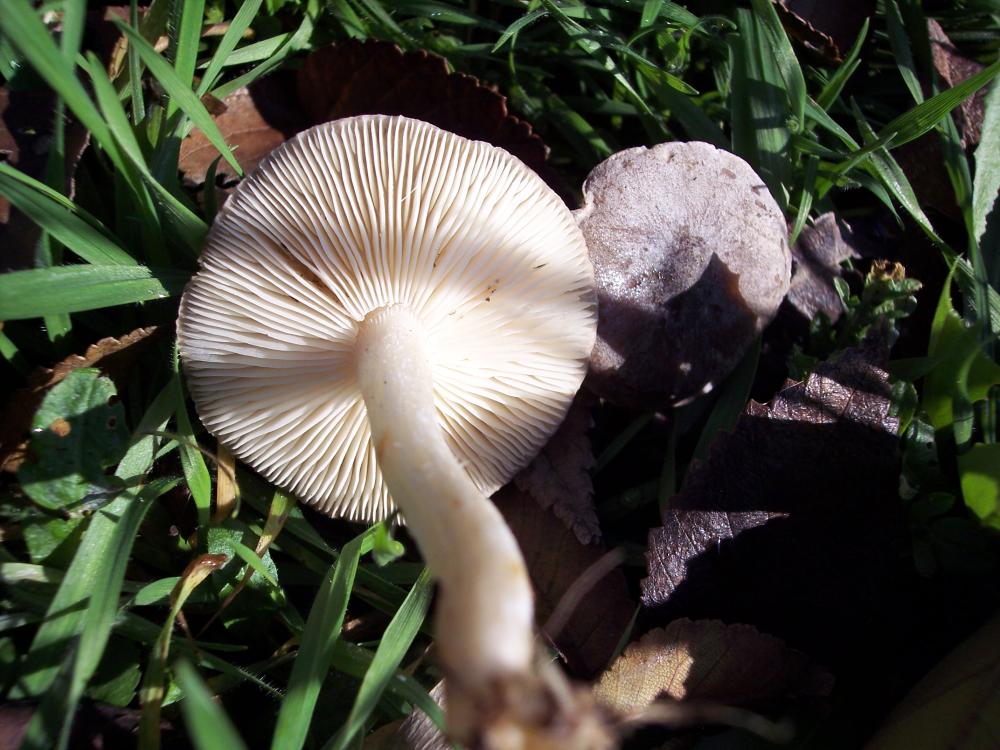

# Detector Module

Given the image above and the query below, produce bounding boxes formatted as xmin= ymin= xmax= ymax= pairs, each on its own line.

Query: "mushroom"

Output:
xmin=575 ymin=142 xmax=791 ymax=409
xmin=176 ymin=115 xmax=603 ymax=746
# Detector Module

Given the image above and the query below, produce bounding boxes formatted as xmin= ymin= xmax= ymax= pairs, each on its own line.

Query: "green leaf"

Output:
xmin=16 ymin=477 xmax=180 ymax=750
xmin=958 ymin=443 xmax=1000 ymax=525
xmin=750 ymin=0 xmax=805 ymax=131
xmin=171 ymin=358 xmax=213 ymax=532
xmin=885 ymin=0 xmax=924 ymax=105
xmin=324 ymin=568 xmax=432 ymax=750
xmin=692 ymin=338 xmax=761 ymax=462
xmin=973 ymin=79 xmax=1000 ymax=251
xmin=816 ymin=18 xmax=868 ymax=110
xmin=167 ymin=0 xmax=206 ymax=118
xmin=87 ymin=638 xmax=142 ymax=706
xmin=18 ymin=369 xmax=130 ymax=511
xmin=0 ymin=163 xmax=136 ymax=266
xmin=0 ymin=265 xmax=190 ymax=320
xmin=175 ymin=660 xmax=250 ymax=750
xmin=271 ymin=528 xmax=374 ymax=750
xmin=115 ymin=19 xmax=243 ymax=176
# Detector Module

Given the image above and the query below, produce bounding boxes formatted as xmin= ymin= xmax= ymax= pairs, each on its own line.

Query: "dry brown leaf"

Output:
xmin=642 ymin=335 xmax=903 ymax=666
xmin=788 ymin=213 xmax=860 ymax=322
xmin=363 ymin=682 xmax=449 ymax=750
xmin=512 ymin=393 xmax=600 ymax=545
xmin=594 ymin=619 xmax=833 ymax=715
xmin=0 ymin=327 xmax=161 ymax=473
xmin=495 ymin=484 xmax=633 ymax=679
xmin=928 ymin=19 xmax=986 ymax=148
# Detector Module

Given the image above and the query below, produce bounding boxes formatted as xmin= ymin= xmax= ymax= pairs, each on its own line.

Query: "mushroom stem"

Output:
xmin=355 ymin=304 xmax=535 ymax=688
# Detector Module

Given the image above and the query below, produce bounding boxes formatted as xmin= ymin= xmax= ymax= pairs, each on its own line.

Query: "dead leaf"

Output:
xmin=512 ymin=393 xmax=601 ymax=545
xmin=0 ymin=326 xmax=161 ymax=473
xmin=594 ymin=619 xmax=833 ymax=715
xmin=788 ymin=213 xmax=860 ymax=322
xmin=928 ymin=20 xmax=986 ymax=148
xmin=296 ymin=40 xmax=563 ymax=198
xmin=866 ymin=612 xmax=1000 ymax=750
xmin=495 ymin=484 xmax=634 ymax=679
xmin=642 ymin=334 xmax=904 ymax=666
xmin=776 ymin=0 xmax=875 ymax=63
xmin=178 ymin=81 xmax=301 ymax=189
xmin=363 ymin=682 xmax=449 ymax=750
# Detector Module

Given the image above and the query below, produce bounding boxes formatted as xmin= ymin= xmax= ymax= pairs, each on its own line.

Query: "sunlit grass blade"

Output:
xmin=115 ymin=19 xmax=242 ymax=176
xmin=175 ymin=660 xmax=249 ymax=750
xmin=197 ymin=0 xmax=265 ymax=95
xmin=170 ymin=351 xmax=213 ymax=532
xmin=198 ymin=32 xmax=289 ymax=70
xmin=0 ymin=164 xmax=135 ymax=266
xmin=166 ymin=0 xmax=206 ymax=118
xmin=271 ymin=528 xmax=375 ymax=750
xmin=128 ymin=0 xmax=145 ymax=121
xmin=974 ymin=79 xmax=1000 ymax=261
xmin=0 ymin=265 xmax=190 ymax=321
xmin=211 ymin=11 xmax=314 ymax=98
xmin=750 ymin=0 xmax=805 ymax=130
xmin=324 ymin=568 xmax=433 ymax=750
xmin=17 ymin=478 xmax=180 ymax=750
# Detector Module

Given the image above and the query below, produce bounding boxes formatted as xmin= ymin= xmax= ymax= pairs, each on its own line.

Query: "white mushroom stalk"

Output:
xmin=177 ymin=116 xmax=598 ymax=744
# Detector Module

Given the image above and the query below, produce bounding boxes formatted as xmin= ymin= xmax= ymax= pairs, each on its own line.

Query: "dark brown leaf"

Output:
xmin=594 ymin=619 xmax=833 ymax=714
xmin=297 ymin=40 xmax=568 ymax=201
xmin=928 ymin=19 xmax=986 ymax=148
xmin=776 ymin=0 xmax=875 ymax=63
xmin=788 ymin=213 xmax=860 ymax=322
xmin=512 ymin=393 xmax=601 ymax=544
xmin=495 ymin=485 xmax=634 ymax=679
xmin=642 ymin=335 xmax=904 ymax=666
xmin=0 ymin=327 xmax=161 ymax=473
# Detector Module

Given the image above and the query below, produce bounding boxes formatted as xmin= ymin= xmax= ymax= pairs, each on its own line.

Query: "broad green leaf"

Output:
xmin=324 ymin=568 xmax=432 ymax=750
xmin=18 ymin=370 xmax=130 ymax=511
xmin=0 ymin=163 xmax=135 ymax=266
xmin=0 ymin=265 xmax=190 ymax=320
xmin=87 ymin=638 xmax=142 ymax=707
xmin=958 ymin=444 xmax=1000 ymax=526
xmin=271 ymin=528 xmax=374 ymax=750
xmin=973 ymin=79 xmax=1000 ymax=253
xmin=115 ymin=20 xmax=242 ymax=176
xmin=175 ymin=660 xmax=250 ymax=750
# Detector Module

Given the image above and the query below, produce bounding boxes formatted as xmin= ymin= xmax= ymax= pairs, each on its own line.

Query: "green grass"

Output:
xmin=0 ymin=1 xmax=998 ymax=748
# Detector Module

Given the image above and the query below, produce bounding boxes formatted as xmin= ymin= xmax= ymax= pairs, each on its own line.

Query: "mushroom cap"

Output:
xmin=177 ymin=115 xmax=597 ymax=522
xmin=575 ymin=141 xmax=791 ymax=408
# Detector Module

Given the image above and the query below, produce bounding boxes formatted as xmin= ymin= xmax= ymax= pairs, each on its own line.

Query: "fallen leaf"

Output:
xmin=363 ymin=681 xmax=448 ymax=750
xmin=0 ymin=326 xmax=160 ymax=473
xmin=788 ymin=213 xmax=860 ymax=322
xmin=776 ymin=0 xmax=875 ymax=63
xmin=296 ymin=40 xmax=563 ymax=197
xmin=512 ymin=393 xmax=601 ymax=545
xmin=928 ymin=20 xmax=986 ymax=148
xmin=495 ymin=484 xmax=634 ymax=679
xmin=866 ymin=612 xmax=1000 ymax=750
xmin=594 ymin=619 xmax=833 ymax=715
xmin=642 ymin=333 xmax=904 ymax=666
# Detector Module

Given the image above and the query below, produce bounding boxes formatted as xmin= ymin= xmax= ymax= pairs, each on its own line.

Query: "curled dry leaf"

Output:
xmin=577 ymin=141 xmax=791 ymax=409
xmin=788 ymin=212 xmax=861 ymax=322
xmin=512 ymin=393 xmax=601 ymax=545
xmin=0 ymin=327 xmax=160 ymax=473
xmin=594 ymin=619 xmax=833 ymax=715
xmin=494 ymin=485 xmax=634 ymax=679
xmin=642 ymin=334 xmax=903 ymax=665
xmin=776 ymin=0 xmax=875 ymax=63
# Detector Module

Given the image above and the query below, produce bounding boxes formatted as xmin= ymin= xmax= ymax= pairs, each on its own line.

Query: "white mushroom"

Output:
xmin=177 ymin=115 xmax=600 ymax=745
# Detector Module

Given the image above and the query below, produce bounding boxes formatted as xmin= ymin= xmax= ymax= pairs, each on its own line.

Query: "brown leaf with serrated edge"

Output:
xmin=0 ymin=327 xmax=161 ymax=473
xmin=512 ymin=393 xmax=600 ymax=544
xmin=776 ymin=0 xmax=874 ymax=63
xmin=788 ymin=213 xmax=860 ymax=322
xmin=296 ymin=40 xmax=564 ymax=198
xmin=594 ymin=619 xmax=833 ymax=715
xmin=642 ymin=333 xmax=903 ymax=667
xmin=495 ymin=484 xmax=633 ymax=679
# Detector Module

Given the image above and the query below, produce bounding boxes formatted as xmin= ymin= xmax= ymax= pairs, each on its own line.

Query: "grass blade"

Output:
xmin=175 ymin=660 xmax=250 ymax=750
xmin=166 ymin=0 xmax=206 ymax=118
xmin=0 ymin=164 xmax=135 ymax=266
xmin=170 ymin=354 xmax=213 ymax=532
xmin=973 ymin=78 xmax=1000 ymax=254
xmin=750 ymin=0 xmax=806 ymax=131
xmin=271 ymin=528 xmax=375 ymax=750
xmin=115 ymin=19 xmax=242 ymax=176
xmin=324 ymin=568 xmax=433 ymax=750
xmin=197 ymin=0 xmax=265 ymax=95
xmin=0 ymin=265 xmax=190 ymax=321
